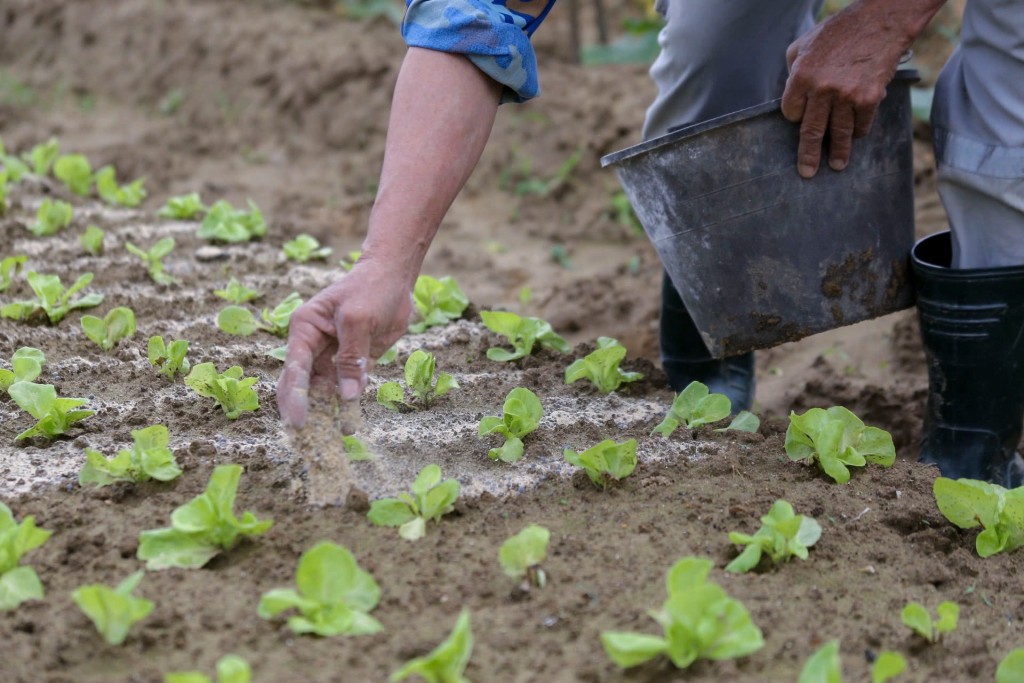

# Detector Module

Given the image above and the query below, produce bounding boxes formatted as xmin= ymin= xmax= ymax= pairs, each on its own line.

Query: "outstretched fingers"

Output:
xmin=277 ymin=306 xmax=332 ymax=428
xmin=334 ymin=307 xmax=373 ymax=402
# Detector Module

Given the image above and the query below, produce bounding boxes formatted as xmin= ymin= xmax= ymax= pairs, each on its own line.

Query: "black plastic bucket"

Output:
xmin=601 ymin=70 xmax=918 ymax=358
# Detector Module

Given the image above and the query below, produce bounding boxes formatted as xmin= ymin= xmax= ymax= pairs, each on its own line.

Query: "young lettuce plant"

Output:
xmin=0 ymin=347 xmax=44 ymax=393
xmin=137 ymin=464 xmax=272 ymax=569
xmin=342 ymin=435 xmax=374 ymax=461
xmin=601 ymin=557 xmax=764 ymax=670
xmin=148 ymin=336 xmax=191 ymax=380
xmin=27 ymin=198 xmax=73 ymax=237
xmin=499 ymin=524 xmax=550 ymax=589
xmin=184 ymin=363 xmax=260 ymax=419
xmin=95 ymin=166 xmax=147 ymax=207
xmin=158 ymin=192 xmax=206 ymax=220
xmin=933 ymin=477 xmax=1024 ymax=557
xmin=798 ymin=640 xmax=842 ymax=683
xmin=24 ymin=137 xmax=59 ymax=176
xmin=901 ymin=601 xmax=959 ymax=642
xmin=126 ymin=237 xmax=179 ymax=285
xmin=478 ymin=387 xmax=543 ymax=463
xmin=54 ymin=153 xmax=93 ymax=195
xmin=409 ymin=275 xmax=469 ymax=333
xmin=391 ymin=608 xmax=473 ymax=683
xmin=564 ymin=438 xmax=637 ymax=489
xmin=872 ymin=651 xmax=907 ymax=683
xmin=8 ymin=381 xmax=94 ymax=440
xmin=258 ymin=541 xmax=382 ymax=637
xmin=339 ymin=250 xmax=361 ymax=272
xmin=0 ymin=502 xmax=52 ymax=611
xmin=725 ymin=500 xmax=821 ymax=573
xmin=197 ymin=199 xmax=266 ymax=243
xmin=80 ymin=225 xmax=105 ymax=256
xmin=217 ymin=292 xmax=302 ymax=337
xmin=79 ymin=424 xmax=183 ymax=486
xmin=652 ymin=381 xmax=731 ymax=437
xmin=72 ymin=570 xmax=154 ymax=645
xmin=0 ymin=254 xmax=27 ymax=292
xmin=376 ymin=350 xmax=458 ymax=411
xmin=165 ymin=654 xmax=252 ymax=683
xmin=0 ymin=271 xmax=103 ymax=324
xmin=480 ymin=310 xmax=569 ymax=361
xmin=0 ymin=138 xmax=30 ymax=181
xmin=213 ymin=277 xmax=262 ymax=304
xmin=564 ymin=337 xmax=643 ymax=393
xmin=367 ymin=464 xmax=460 ymax=541
xmin=785 ymin=406 xmax=896 ymax=484
xmin=283 ymin=234 xmax=332 ymax=262
xmin=81 ymin=306 xmax=136 ymax=351
xmin=997 ymin=649 xmax=1024 ymax=683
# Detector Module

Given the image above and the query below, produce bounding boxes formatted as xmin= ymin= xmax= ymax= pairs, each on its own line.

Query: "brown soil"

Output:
xmin=4 ymin=1 xmax=1022 ymax=682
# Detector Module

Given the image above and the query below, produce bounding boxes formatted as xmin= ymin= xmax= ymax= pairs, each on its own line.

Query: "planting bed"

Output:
xmin=2 ymin=1 xmax=1022 ymax=682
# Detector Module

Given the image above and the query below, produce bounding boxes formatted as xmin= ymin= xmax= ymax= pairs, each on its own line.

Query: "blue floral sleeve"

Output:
xmin=402 ymin=0 xmax=556 ymax=103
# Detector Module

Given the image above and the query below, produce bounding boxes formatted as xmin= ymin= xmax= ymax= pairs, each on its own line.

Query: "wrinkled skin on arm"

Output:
xmin=277 ymin=48 xmax=502 ymax=428
xmin=782 ymin=0 xmax=946 ymax=177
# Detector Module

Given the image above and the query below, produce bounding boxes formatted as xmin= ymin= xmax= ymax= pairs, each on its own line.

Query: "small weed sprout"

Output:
xmin=184 ymin=363 xmax=260 ymax=419
xmin=0 ymin=502 xmax=52 ymax=611
xmin=72 ymin=571 xmax=154 ymax=645
xmin=164 ymin=654 xmax=252 ymax=683
xmin=376 ymin=350 xmax=458 ymax=411
xmin=564 ymin=438 xmax=637 ymax=488
xmin=933 ymin=477 xmax=1024 ymax=557
xmin=0 ymin=271 xmax=103 ymax=324
xmin=499 ymin=524 xmax=550 ymax=589
xmin=79 ymin=424 xmax=183 ymax=486
xmin=391 ymin=609 xmax=473 ymax=683
xmin=258 ymin=541 xmax=382 ymax=637
xmin=0 ymin=347 xmax=44 ymax=393
xmin=725 ymin=500 xmax=821 ymax=573
xmin=901 ymin=601 xmax=959 ymax=642
xmin=480 ymin=310 xmax=569 ymax=361
xmin=653 ymin=381 xmax=732 ymax=437
xmin=564 ymin=337 xmax=643 ymax=393
xmin=478 ymin=387 xmax=543 ymax=463
xmin=8 ymin=382 xmax=94 ymax=441
xmin=409 ymin=275 xmax=469 ymax=333
xmin=785 ymin=406 xmax=895 ymax=484
xmin=81 ymin=306 xmax=136 ymax=351
xmin=126 ymin=237 xmax=179 ymax=285
xmin=148 ymin=336 xmax=191 ymax=380
xmin=283 ymin=234 xmax=332 ymax=262
xmin=367 ymin=464 xmax=460 ymax=541
xmin=80 ymin=225 xmax=105 ymax=256
xmin=28 ymin=198 xmax=73 ymax=237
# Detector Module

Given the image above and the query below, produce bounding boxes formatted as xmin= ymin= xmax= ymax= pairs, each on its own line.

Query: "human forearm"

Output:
xmin=360 ymin=47 xmax=502 ymax=283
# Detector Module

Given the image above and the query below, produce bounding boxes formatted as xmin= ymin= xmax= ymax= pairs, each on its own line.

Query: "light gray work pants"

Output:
xmin=643 ymin=0 xmax=1024 ymax=270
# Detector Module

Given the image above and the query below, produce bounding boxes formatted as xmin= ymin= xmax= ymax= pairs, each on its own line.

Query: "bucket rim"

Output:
xmin=600 ymin=68 xmax=919 ymax=169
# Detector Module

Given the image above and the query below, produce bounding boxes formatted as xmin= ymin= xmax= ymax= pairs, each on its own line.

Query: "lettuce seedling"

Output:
xmin=0 ymin=347 xmax=44 ymax=393
xmin=54 ymin=153 xmax=93 ymax=195
xmin=149 ymin=336 xmax=191 ymax=379
xmin=653 ymin=381 xmax=732 ymax=437
xmin=367 ymin=464 xmax=460 ymax=541
xmin=81 ymin=306 xmax=136 ymax=351
xmin=377 ymin=344 xmax=398 ymax=365
xmin=785 ymin=406 xmax=896 ymax=484
xmin=24 ymin=137 xmax=59 ymax=176
xmin=137 ymin=464 xmax=272 ymax=569
xmin=601 ymin=556 xmax=764 ymax=669
xmin=342 ymin=435 xmax=374 ymax=461
xmin=933 ymin=477 xmax=1024 ymax=557
xmin=499 ymin=524 xmax=550 ymax=588
xmin=266 ymin=346 xmax=287 ymax=361
xmin=391 ymin=608 xmax=473 ymax=683
xmin=872 ymin=651 xmax=907 ymax=683
xmin=339 ymin=250 xmax=361 ymax=272
xmin=997 ymin=649 xmax=1024 ymax=683
xmin=79 ymin=424 xmax=183 ymax=486
xmin=184 ymin=363 xmax=260 ymax=419
xmin=901 ymin=601 xmax=959 ymax=642
xmin=564 ymin=337 xmax=643 ymax=393
xmin=197 ymin=199 xmax=266 ymax=243
xmin=377 ymin=350 xmax=458 ymax=411
xmin=158 ymin=192 xmax=206 ymax=220
xmin=0 ymin=502 xmax=52 ymax=611
xmin=409 ymin=275 xmax=469 ymax=333
xmin=80 ymin=225 xmax=105 ymax=256
xmin=798 ymin=640 xmax=842 ymax=683
xmin=478 ymin=387 xmax=543 ymax=463
xmin=564 ymin=438 xmax=637 ymax=489
xmin=27 ymin=198 xmax=73 ymax=237
xmin=126 ymin=237 xmax=179 ymax=285
xmin=481 ymin=310 xmax=569 ymax=361
xmin=0 ymin=138 xmax=30 ymax=181
xmin=258 ymin=541 xmax=382 ymax=637
xmin=0 ymin=254 xmax=26 ymax=292
xmin=0 ymin=270 xmax=103 ymax=324
xmin=217 ymin=292 xmax=302 ymax=338
xmin=715 ymin=410 xmax=760 ymax=433
xmin=9 ymin=381 xmax=94 ymax=440
xmin=214 ymin=277 xmax=262 ymax=304
xmin=72 ymin=570 xmax=154 ymax=645
xmin=95 ymin=166 xmax=147 ymax=207
xmin=725 ymin=500 xmax=821 ymax=573
xmin=165 ymin=654 xmax=252 ymax=683
xmin=283 ymin=234 xmax=332 ymax=262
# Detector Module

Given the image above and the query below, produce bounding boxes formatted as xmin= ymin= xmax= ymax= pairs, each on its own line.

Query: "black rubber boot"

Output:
xmin=660 ymin=272 xmax=755 ymax=411
xmin=912 ymin=231 xmax=1024 ymax=487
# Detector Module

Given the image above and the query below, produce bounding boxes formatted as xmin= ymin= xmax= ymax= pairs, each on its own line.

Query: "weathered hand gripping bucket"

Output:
xmin=601 ymin=70 xmax=918 ymax=358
